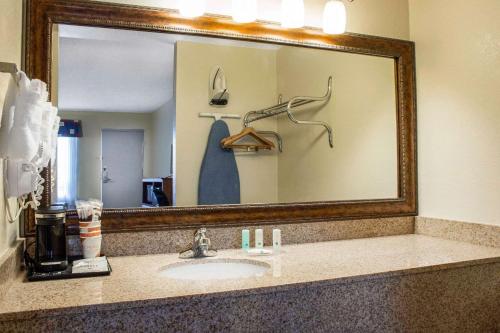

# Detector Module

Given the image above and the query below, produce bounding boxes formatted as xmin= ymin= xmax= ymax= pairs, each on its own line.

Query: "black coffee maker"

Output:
xmin=33 ymin=205 xmax=68 ymax=272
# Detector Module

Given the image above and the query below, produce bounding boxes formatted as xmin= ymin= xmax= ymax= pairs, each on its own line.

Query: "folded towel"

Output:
xmin=0 ymin=71 xmax=58 ymax=199
xmin=0 ymin=73 xmax=18 ymax=158
xmin=6 ymin=72 xmax=48 ymax=162
xmin=49 ymin=116 xmax=61 ymax=167
xmin=36 ymin=102 xmax=58 ymax=167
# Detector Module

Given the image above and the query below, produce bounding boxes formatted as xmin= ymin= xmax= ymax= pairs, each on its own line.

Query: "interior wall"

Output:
xmin=0 ymin=0 xmax=412 ymax=255
xmin=175 ymin=41 xmax=278 ymax=206
xmin=96 ymin=0 xmax=409 ymax=39
xmin=409 ymin=0 xmax=500 ymax=226
xmin=276 ymin=47 xmax=398 ymax=202
xmin=96 ymin=0 xmax=410 ymax=208
xmin=151 ymin=99 xmax=175 ymax=178
xmin=0 ymin=0 xmax=23 ymax=257
xmin=59 ymin=111 xmax=155 ymax=201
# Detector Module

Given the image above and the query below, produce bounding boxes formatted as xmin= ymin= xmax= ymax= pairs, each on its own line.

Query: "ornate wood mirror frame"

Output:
xmin=22 ymin=0 xmax=417 ymax=236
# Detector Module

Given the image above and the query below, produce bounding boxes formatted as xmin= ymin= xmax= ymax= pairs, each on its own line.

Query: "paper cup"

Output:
xmin=82 ymin=236 xmax=102 ymax=259
xmin=80 ymin=230 xmax=101 ymax=238
xmin=80 ymin=226 xmax=101 ymax=234
xmin=79 ymin=221 xmax=101 ymax=228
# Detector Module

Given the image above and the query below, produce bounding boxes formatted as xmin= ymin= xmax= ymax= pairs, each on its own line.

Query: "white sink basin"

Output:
xmin=159 ymin=259 xmax=270 ymax=280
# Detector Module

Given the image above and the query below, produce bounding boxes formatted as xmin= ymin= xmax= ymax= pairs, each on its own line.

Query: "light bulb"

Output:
xmin=179 ymin=0 xmax=206 ymax=18
xmin=323 ymin=0 xmax=346 ymax=34
xmin=281 ymin=0 xmax=305 ymax=29
xmin=232 ymin=0 xmax=258 ymax=23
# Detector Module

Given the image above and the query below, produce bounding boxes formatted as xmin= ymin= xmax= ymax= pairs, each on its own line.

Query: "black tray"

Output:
xmin=27 ymin=256 xmax=112 ymax=282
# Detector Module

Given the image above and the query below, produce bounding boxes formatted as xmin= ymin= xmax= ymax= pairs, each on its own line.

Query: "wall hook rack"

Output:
xmin=243 ymin=76 xmax=334 ymax=149
xmin=199 ymin=112 xmax=241 ymax=121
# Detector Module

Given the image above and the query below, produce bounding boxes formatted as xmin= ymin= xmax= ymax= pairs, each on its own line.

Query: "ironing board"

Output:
xmin=198 ymin=120 xmax=240 ymax=205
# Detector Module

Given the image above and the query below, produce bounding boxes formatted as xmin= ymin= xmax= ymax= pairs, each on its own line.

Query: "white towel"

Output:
xmin=50 ymin=116 xmax=61 ymax=166
xmin=0 ymin=71 xmax=59 ymax=199
xmin=33 ymin=102 xmax=59 ymax=167
xmin=0 ymin=73 xmax=18 ymax=158
xmin=6 ymin=72 xmax=48 ymax=161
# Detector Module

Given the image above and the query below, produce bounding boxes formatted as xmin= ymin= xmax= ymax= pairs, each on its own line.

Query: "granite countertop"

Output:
xmin=1 ymin=234 xmax=499 ymax=321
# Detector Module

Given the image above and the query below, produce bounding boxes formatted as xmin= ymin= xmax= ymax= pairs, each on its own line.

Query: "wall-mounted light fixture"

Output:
xmin=178 ymin=0 xmax=350 ymax=35
xmin=232 ymin=0 xmax=258 ymax=23
xmin=323 ymin=0 xmax=347 ymax=35
xmin=281 ymin=0 xmax=305 ymax=29
xmin=179 ymin=0 xmax=206 ymax=18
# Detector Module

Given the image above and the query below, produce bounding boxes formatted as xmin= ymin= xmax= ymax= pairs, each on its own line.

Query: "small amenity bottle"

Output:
xmin=242 ymin=229 xmax=250 ymax=251
xmin=255 ymin=229 xmax=264 ymax=249
xmin=273 ymin=229 xmax=281 ymax=253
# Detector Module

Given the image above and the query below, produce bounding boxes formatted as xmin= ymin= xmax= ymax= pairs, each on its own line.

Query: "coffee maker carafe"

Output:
xmin=34 ymin=205 xmax=68 ymax=272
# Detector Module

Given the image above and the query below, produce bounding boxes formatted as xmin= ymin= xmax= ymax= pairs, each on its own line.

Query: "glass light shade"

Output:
xmin=323 ymin=0 xmax=346 ymax=34
xmin=281 ymin=0 xmax=305 ymax=29
xmin=232 ymin=0 xmax=258 ymax=23
xmin=179 ymin=0 xmax=206 ymax=18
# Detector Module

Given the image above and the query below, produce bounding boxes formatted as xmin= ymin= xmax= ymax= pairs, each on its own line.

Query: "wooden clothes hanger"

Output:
xmin=221 ymin=127 xmax=275 ymax=151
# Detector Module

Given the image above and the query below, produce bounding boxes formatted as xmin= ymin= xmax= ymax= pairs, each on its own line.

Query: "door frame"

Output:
xmin=101 ymin=128 xmax=145 ymax=207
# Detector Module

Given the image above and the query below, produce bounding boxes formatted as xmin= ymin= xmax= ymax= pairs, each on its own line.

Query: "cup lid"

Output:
xmin=35 ymin=205 xmax=66 ymax=219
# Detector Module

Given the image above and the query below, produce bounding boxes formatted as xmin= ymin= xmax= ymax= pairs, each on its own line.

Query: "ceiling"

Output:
xmin=58 ymin=25 xmax=279 ymax=113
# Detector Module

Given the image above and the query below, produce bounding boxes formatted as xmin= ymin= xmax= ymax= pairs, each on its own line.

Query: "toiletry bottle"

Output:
xmin=255 ymin=229 xmax=264 ymax=249
xmin=273 ymin=229 xmax=281 ymax=253
xmin=242 ymin=229 xmax=250 ymax=251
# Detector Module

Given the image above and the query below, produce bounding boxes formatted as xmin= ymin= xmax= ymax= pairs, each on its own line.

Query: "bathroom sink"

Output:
xmin=158 ymin=259 xmax=270 ymax=280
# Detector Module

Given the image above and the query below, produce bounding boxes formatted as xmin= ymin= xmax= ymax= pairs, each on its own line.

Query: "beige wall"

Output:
xmin=409 ymin=0 xmax=500 ymax=226
xmin=100 ymin=0 xmax=410 ymax=208
xmin=59 ymin=111 xmax=155 ymax=201
xmin=4 ymin=0 xmax=454 ymax=254
xmin=5 ymin=0 xmax=497 ymax=230
xmin=0 ymin=0 xmax=23 ymax=257
xmin=276 ymin=47 xmax=398 ymax=202
xmin=176 ymin=41 xmax=398 ymax=205
xmin=151 ymin=99 xmax=175 ymax=178
xmin=175 ymin=41 xmax=278 ymax=206
xmin=97 ymin=0 xmax=409 ymax=39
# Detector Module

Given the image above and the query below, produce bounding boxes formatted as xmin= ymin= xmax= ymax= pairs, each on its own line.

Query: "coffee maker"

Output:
xmin=33 ymin=205 xmax=68 ymax=272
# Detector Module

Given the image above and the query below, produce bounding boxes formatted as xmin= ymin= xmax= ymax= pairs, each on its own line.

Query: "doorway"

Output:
xmin=101 ymin=129 xmax=144 ymax=208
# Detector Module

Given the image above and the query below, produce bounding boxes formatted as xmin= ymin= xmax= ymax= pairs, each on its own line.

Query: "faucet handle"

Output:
xmin=195 ymin=227 xmax=207 ymax=237
xmin=194 ymin=228 xmax=208 ymax=243
xmin=180 ymin=227 xmax=216 ymax=259
xmin=194 ymin=228 xmax=210 ymax=248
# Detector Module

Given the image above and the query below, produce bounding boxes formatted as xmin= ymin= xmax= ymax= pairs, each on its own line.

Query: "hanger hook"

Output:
xmin=285 ymin=76 xmax=334 ymax=148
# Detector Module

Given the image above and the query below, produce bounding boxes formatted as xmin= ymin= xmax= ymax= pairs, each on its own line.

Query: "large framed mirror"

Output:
xmin=23 ymin=0 xmax=417 ymax=236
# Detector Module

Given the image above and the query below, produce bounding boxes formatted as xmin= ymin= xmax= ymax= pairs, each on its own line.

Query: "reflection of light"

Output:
xmin=323 ymin=1 xmax=347 ymax=35
xmin=56 ymin=137 xmax=71 ymax=199
xmin=178 ymin=0 xmax=206 ymax=18
xmin=273 ymin=256 xmax=282 ymax=277
xmin=56 ymin=137 xmax=78 ymax=205
xmin=232 ymin=0 xmax=257 ymax=23
xmin=281 ymin=0 xmax=305 ymax=29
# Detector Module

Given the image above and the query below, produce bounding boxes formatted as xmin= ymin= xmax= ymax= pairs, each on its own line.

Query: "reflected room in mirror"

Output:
xmin=51 ymin=24 xmax=397 ymax=209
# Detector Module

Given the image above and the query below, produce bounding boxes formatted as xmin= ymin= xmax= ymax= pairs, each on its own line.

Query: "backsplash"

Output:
xmin=0 ymin=241 xmax=23 ymax=299
xmin=96 ymin=217 xmax=414 ymax=256
xmin=415 ymin=217 xmax=500 ymax=248
xmin=59 ymin=216 xmax=500 ymax=258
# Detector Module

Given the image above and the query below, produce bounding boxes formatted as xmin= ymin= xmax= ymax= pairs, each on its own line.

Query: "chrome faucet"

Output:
xmin=179 ymin=228 xmax=217 ymax=259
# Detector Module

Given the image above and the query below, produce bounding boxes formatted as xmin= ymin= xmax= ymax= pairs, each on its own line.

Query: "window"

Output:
xmin=55 ymin=136 xmax=78 ymax=207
